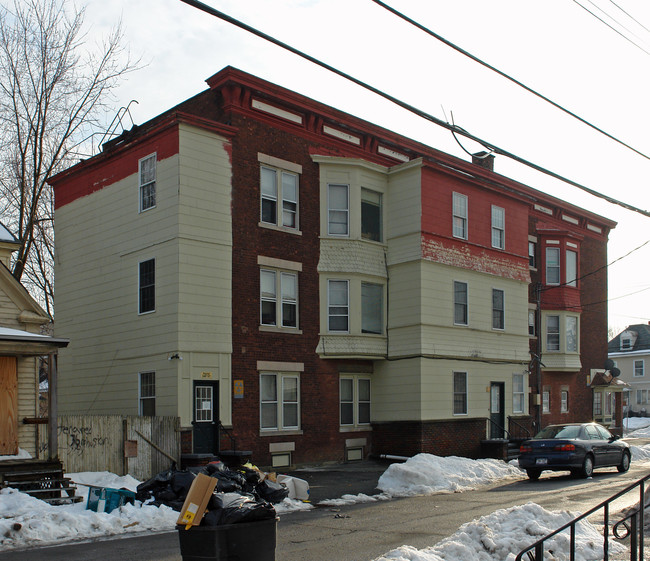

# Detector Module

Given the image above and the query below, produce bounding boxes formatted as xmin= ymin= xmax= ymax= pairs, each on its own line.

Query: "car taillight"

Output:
xmin=554 ymin=444 xmax=575 ymax=452
xmin=520 ymin=445 xmax=532 ymax=453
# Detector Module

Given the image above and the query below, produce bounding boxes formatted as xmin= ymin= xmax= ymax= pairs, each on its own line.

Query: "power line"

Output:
xmin=608 ymin=0 xmax=650 ymax=35
xmin=572 ymin=0 xmax=650 ymax=56
xmin=371 ymin=0 xmax=650 ymax=162
xmin=542 ymin=239 xmax=650 ymax=292
xmin=179 ymin=0 xmax=650 ymax=219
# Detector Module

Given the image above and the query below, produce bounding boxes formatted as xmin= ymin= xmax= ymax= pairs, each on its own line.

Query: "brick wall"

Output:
xmin=372 ymin=418 xmax=486 ymax=459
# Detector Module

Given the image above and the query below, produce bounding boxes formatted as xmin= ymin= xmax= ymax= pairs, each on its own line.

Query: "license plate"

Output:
xmin=536 ymin=458 xmax=548 ymax=465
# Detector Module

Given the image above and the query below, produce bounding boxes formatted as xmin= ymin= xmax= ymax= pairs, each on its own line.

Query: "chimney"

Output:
xmin=472 ymin=151 xmax=494 ymax=171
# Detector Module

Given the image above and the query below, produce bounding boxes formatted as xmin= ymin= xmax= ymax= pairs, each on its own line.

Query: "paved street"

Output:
xmin=1 ymin=460 xmax=648 ymax=561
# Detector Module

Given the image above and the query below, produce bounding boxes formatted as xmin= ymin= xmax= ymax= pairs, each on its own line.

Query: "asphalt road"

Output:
xmin=1 ymin=461 xmax=649 ymax=561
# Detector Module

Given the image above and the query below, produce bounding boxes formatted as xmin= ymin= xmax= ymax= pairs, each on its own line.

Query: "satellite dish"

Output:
xmin=611 ymin=367 xmax=621 ymax=377
xmin=604 ymin=359 xmax=615 ymax=370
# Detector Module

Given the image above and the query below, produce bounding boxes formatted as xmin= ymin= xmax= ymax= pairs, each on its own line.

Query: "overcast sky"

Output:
xmin=82 ymin=0 xmax=650 ymax=333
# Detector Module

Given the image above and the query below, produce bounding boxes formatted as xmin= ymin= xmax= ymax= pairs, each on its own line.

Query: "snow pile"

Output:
xmin=630 ymin=445 xmax=650 ymax=461
xmin=319 ymin=492 xmax=391 ymax=507
xmin=625 ymin=417 xmax=650 ymax=437
xmin=373 ymin=502 xmax=626 ymax=561
xmin=0 ymin=486 xmax=178 ymax=549
xmin=377 ymin=454 xmax=524 ymax=497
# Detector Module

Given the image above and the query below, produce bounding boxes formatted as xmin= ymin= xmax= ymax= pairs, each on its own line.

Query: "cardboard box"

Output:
xmin=176 ymin=473 xmax=217 ymax=529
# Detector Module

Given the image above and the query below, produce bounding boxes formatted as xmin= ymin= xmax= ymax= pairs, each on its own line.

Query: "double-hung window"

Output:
xmin=528 ymin=309 xmax=536 ymax=336
xmin=546 ymin=315 xmax=560 ymax=351
xmin=139 ymin=371 xmax=155 ymax=416
xmin=454 ymin=281 xmax=468 ymax=325
xmin=340 ymin=377 xmax=371 ymax=427
xmin=528 ymin=241 xmax=537 ymax=268
xmin=491 ymin=206 xmax=505 ymax=249
xmin=260 ymin=373 xmax=299 ymax=431
xmin=361 ymin=282 xmax=382 ymax=334
xmin=561 ymin=389 xmax=569 ymax=413
xmin=260 ymin=269 xmax=298 ymax=328
xmin=566 ymin=316 xmax=578 ymax=352
xmin=453 ymin=372 xmax=468 ymax=415
xmin=452 ymin=192 xmax=468 ymax=239
xmin=328 ymin=280 xmax=349 ymax=332
xmin=260 ymin=166 xmax=299 ymax=229
xmin=328 ymin=184 xmax=349 ymax=236
xmin=566 ymin=250 xmax=577 ymax=287
xmin=513 ymin=373 xmax=525 ymax=414
xmin=492 ymin=289 xmax=505 ymax=330
xmin=138 ymin=259 xmax=155 ymax=314
xmin=542 ymin=388 xmax=550 ymax=414
xmin=361 ymin=189 xmax=382 ymax=242
xmin=139 ymin=154 xmax=156 ymax=212
xmin=634 ymin=360 xmax=645 ymax=377
xmin=593 ymin=392 xmax=602 ymax=416
xmin=545 ymin=247 xmax=560 ymax=285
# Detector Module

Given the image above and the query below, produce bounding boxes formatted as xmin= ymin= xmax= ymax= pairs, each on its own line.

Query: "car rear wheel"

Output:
xmin=526 ymin=469 xmax=541 ymax=481
xmin=580 ymin=454 xmax=594 ymax=478
xmin=617 ymin=451 xmax=631 ymax=473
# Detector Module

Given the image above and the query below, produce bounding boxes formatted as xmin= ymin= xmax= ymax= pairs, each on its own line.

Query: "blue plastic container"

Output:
xmin=86 ymin=486 xmax=136 ymax=513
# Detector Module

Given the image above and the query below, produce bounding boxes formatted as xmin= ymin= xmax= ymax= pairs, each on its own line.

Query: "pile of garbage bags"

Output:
xmin=136 ymin=461 xmax=289 ymax=525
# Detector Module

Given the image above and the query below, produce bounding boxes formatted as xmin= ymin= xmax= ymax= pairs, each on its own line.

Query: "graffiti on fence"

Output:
xmin=58 ymin=424 xmax=109 ymax=454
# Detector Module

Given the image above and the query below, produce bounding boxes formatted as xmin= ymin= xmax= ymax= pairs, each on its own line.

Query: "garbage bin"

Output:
xmin=177 ymin=516 xmax=278 ymax=561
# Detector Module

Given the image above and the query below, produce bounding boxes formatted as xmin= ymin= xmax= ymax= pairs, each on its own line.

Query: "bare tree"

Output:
xmin=0 ymin=0 xmax=136 ymax=315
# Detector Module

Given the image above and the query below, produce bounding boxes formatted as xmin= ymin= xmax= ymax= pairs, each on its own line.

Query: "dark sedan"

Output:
xmin=518 ymin=423 xmax=631 ymax=480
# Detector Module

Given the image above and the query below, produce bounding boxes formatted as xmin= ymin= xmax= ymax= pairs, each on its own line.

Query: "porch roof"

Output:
xmin=0 ymin=326 xmax=69 ymax=355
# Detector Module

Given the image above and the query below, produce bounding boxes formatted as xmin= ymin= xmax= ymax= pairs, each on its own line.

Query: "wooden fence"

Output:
xmin=38 ymin=415 xmax=181 ymax=481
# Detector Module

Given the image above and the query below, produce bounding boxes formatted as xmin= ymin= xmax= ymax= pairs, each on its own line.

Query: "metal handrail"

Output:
xmin=486 ymin=417 xmax=511 ymax=440
xmin=507 ymin=416 xmax=532 ymax=439
xmin=216 ymin=421 xmax=237 ymax=453
xmin=516 ymin=473 xmax=650 ymax=561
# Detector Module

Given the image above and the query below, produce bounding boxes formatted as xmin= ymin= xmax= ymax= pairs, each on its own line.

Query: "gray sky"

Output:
xmin=84 ymin=0 xmax=650 ymax=332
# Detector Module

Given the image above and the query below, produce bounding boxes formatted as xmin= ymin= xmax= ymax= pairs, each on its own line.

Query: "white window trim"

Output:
xmin=513 ymin=373 xmax=525 ymax=414
xmin=491 ymin=205 xmax=505 ymax=249
xmin=542 ymin=388 xmax=550 ymax=414
xmin=260 ymin=164 xmax=300 ymax=230
xmin=566 ymin=249 xmax=577 ymax=287
xmin=260 ymin=372 xmax=300 ymax=432
xmin=492 ymin=288 xmax=505 ymax=331
xmin=260 ymin=268 xmax=298 ymax=330
xmin=561 ymin=389 xmax=569 ymax=413
xmin=327 ymin=184 xmax=350 ymax=237
xmin=634 ymin=359 xmax=645 ymax=377
xmin=328 ymin=279 xmax=349 ymax=333
xmin=453 ymin=281 xmax=468 ymax=326
xmin=453 ymin=371 xmax=468 ymax=416
xmin=545 ymin=247 xmax=561 ymax=286
xmin=452 ymin=192 xmax=468 ymax=240
xmin=138 ymin=371 xmax=155 ymax=416
xmin=138 ymin=153 xmax=156 ymax=213
xmin=340 ymin=375 xmax=371 ymax=429
xmin=545 ymin=314 xmax=560 ymax=352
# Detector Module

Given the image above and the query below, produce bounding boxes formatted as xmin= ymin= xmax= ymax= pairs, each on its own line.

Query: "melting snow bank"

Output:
xmin=377 ymin=453 xmax=524 ymax=497
xmin=373 ymin=502 xmax=626 ymax=561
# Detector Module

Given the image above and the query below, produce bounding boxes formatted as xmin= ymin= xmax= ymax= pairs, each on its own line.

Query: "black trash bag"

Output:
xmin=255 ymin=479 xmax=289 ymax=504
xmin=136 ymin=468 xmax=174 ymax=502
xmin=203 ymin=461 xmax=227 ymax=475
xmin=238 ymin=466 xmax=262 ymax=494
xmin=199 ymin=465 xmax=246 ymax=493
xmin=171 ymin=470 xmax=196 ymax=498
xmin=203 ymin=492 xmax=276 ymax=526
xmin=215 ymin=477 xmax=241 ymax=494
xmin=155 ymin=486 xmax=178 ymax=503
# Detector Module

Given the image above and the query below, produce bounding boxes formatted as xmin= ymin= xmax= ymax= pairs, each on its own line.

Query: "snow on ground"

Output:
xmin=624 ymin=416 xmax=650 ymax=436
xmin=373 ymin=503 xmax=626 ymax=561
xmin=2 ymin=432 xmax=650 ymax=555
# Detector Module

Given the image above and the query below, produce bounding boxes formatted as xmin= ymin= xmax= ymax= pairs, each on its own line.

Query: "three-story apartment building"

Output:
xmin=49 ymin=67 xmax=615 ymax=467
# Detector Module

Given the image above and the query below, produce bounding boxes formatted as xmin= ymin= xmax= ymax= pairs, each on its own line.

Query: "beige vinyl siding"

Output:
xmin=16 ymin=356 xmax=38 ymax=455
xmin=55 ymin=124 xmax=233 ymax=423
xmin=385 ymin=159 xmax=423 ymax=241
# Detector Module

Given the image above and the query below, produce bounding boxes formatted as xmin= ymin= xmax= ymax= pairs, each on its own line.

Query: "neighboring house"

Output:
xmin=49 ymin=67 xmax=615 ymax=468
xmin=608 ymin=324 xmax=650 ymax=416
xmin=0 ymin=223 xmax=68 ymax=459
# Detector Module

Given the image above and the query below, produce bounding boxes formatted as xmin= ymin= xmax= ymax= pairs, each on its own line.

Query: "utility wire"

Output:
xmin=542 ymin=239 xmax=650 ymax=292
xmin=608 ymin=0 xmax=650 ymax=35
xmin=583 ymin=0 xmax=650 ymax=49
xmin=371 ymin=0 xmax=650 ymax=161
xmin=572 ymin=0 xmax=650 ymax=56
xmin=179 ymin=0 xmax=650 ymax=219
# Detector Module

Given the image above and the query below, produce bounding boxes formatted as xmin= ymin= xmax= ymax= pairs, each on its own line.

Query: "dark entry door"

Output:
xmin=490 ymin=382 xmax=505 ymax=439
xmin=192 ymin=381 xmax=219 ymax=454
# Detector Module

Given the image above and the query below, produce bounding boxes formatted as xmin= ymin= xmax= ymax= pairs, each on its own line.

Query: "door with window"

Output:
xmin=490 ymin=382 xmax=505 ymax=439
xmin=192 ymin=381 xmax=219 ymax=454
